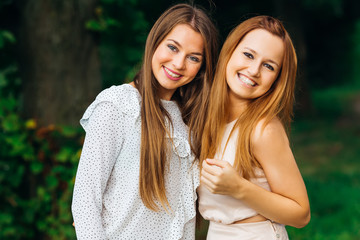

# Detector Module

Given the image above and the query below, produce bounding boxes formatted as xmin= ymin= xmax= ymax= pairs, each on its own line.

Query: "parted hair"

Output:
xmin=200 ymin=16 xmax=297 ymax=179
xmin=133 ymin=3 xmax=218 ymax=211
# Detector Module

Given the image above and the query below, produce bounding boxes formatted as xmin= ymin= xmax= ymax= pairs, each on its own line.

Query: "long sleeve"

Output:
xmin=71 ymin=84 xmax=199 ymax=239
xmin=72 ymin=101 xmax=125 ymax=240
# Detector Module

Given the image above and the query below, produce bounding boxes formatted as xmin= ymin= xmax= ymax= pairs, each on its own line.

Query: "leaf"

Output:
xmin=2 ymin=114 xmax=20 ymax=132
xmin=25 ymin=119 xmax=37 ymax=130
xmin=1 ymin=30 xmax=16 ymax=43
xmin=0 ymin=97 xmax=18 ymax=113
xmin=85 ymin=19 xmax=106 ymax=31
xmin=0 ymin=212 xmax=13 ymax=224
xmin=37 ymin=187 xmax=45 ymax=198
xmin=0 ymin=73 xmax=7 ymax=88
xmin=46 ymin=175 xmax=59 ymax=189
xmin=9 ymin=165 xmax=25 ymax=187
xmin=105 ymin=18 xmax=122 ymax=28
xmin=60 ymin=126 xmax=77 ymax=137
xmin=30 ymin=161 xmax=43 ymax=174
xmin=4 ymin=133 xmax=31 ymax=157
xmin=55 ymin=147 xmax=74 ymax=163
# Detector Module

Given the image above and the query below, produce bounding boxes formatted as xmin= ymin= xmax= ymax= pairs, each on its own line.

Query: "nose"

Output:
xmin=247 ymin=61 xmax=261 ymax=77
xmin=172 ymin=55 xmax=186 ymax=70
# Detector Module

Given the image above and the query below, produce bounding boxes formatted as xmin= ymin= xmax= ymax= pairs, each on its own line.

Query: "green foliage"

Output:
xmin=350 ymin=19 xmax=360 ymax=86
xmin=302 ymin=0 xmax=344 ymax=17
xmin=197 ymin=89 xmax=360 ymax=240
xmin=0 ymin=30 xmax=15 ymax=48
xmin=0 ymin=1 xmax=148 ymax=238
xmin=0 ymin=110 xmax=82 ymax=239
xmin=87 ymin=0 xmax=149 ymax=87
xmin=0 ymin=32 xmax=80 ymax=239
xmin=0 ymin=1 xmax=359 ymax=239
xmin=287 ymin=117 xmax=360 ymax=239
xmin=311 ymin=86 xmax=360 ymax=118
xmin=287 ymin=86 xmax=360 ymax=239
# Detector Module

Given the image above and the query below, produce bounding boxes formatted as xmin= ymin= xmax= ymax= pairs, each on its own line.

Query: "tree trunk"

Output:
xmin=18 ymin=0 xmax=101 ymax=126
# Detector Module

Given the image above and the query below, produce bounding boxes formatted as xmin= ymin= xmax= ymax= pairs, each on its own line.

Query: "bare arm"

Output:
xmin=200 ymin=118 xmax=310 ymax=228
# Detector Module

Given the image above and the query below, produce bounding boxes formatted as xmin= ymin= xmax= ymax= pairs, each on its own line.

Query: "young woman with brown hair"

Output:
xmin=71 ymin=3 xmax=218 ymax=239
xmin=197 ymin=16 xmax=310 ymax=239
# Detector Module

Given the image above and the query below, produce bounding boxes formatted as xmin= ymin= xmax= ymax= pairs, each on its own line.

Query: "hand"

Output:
xmin=200 ymin=158 xmax=243 ymax=198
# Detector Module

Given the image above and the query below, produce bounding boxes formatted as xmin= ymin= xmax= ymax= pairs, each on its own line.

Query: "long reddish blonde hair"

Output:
xmin=134 ymin=4 xmax=218 ymax=211
xmin=200 ymin=16 xmax=297 ymax=179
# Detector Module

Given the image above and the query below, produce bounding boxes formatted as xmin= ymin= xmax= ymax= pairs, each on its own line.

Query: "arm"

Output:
xmin=200 ymin=118 xmax=310 ymax=228
xmin=72 ymin=102 xmax=124 ymax=239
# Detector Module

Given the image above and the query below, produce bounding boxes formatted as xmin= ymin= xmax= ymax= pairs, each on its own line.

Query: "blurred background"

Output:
xmin=0 ymin=0 xmax=359 ymax=239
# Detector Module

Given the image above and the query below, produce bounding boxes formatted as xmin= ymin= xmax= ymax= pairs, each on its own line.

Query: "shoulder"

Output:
xmin=95 ymin=84 xmax=141 ymax=116
xmin=80 ymin=84 xmax=141 ymax=130
xmin=252 ymin=117 xmax=289 ymax=150
xmin=88 ymin=84 xmax=141 ymax=117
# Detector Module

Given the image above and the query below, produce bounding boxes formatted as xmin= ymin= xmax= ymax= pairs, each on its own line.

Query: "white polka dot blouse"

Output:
xmin=71 ymin=84 xmax=200 ymax=240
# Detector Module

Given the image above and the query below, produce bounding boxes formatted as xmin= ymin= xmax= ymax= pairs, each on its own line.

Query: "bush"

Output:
xmin=0 ymin=30 xmax=81 ymax=239
xmin=0 ymin=105 xmax=82 ymax=239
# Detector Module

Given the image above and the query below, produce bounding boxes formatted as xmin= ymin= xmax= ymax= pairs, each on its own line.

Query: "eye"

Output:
xmin=188 ymin=55 xmax=201 ymax=63
xmin=263 ymin=63 xmax=274 ymax=71
xmin=167 ymin=44 xmax=178 ymax=52
xmin=243 ymin=52 xmax=254 ymax=59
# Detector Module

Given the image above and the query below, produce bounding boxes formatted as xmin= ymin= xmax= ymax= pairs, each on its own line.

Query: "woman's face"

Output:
xmin=226 ymin=29 xmax=284 ymax=106
xmin=152 ymin=24 xmax=204 ymax=100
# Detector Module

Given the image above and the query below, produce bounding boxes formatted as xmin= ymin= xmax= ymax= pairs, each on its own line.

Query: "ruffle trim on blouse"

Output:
xmin=169 ymin=159 xmax=200 ymax=240
xmin=160 ymin=100 xmax=198 ymax=239
xmin=162 ymin=101 xmax=191 ymax=159
xmin=166 ymin=133 xmax=192 ymax=159
xmin=80 ymin=84 xmax=141 ymax=131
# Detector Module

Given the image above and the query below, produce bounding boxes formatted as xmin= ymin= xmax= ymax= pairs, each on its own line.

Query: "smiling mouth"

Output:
xmin=238 ymin=73 xmax=256 ymax=87
xmin=163 ymin=66 xmax=182 ymax=80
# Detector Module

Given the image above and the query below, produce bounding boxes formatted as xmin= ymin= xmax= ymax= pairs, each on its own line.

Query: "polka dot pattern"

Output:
xmin=72 ymin=84 xmax=200 ymax=240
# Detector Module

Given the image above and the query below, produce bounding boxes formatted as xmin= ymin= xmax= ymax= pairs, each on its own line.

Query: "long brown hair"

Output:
xmin=200 ymin=16 xmax=297 ymax=179
xmin=133 ymin=4 xmax=218 ymax=211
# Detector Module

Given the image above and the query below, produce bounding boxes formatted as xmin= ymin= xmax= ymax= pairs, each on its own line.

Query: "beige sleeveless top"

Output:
xmin=197 ymin=120 xmax=271 ymax=224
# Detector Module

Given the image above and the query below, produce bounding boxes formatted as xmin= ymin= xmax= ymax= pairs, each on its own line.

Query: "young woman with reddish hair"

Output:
xmin=198 ymin=16 xmax=310 ymax=239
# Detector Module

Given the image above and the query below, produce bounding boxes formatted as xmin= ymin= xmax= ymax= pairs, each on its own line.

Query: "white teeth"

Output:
xmin=239 ymin=74 xmax=255 ymax=86
xmin=164 ymin=67 xmax=181 ymax=78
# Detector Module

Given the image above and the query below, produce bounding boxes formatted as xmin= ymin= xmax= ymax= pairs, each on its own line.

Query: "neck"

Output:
xmin=227 ymin=91 xmax=248 ymax=122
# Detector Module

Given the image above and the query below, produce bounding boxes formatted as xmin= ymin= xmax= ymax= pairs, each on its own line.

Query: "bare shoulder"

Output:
xmin=252 ymin=117 xmax=289 ymax=149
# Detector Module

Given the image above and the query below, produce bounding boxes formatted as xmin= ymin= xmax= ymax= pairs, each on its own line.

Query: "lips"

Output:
xmin=163 ymin=66 xmax=182 ymax=80
xmin=237 ymin=73 xmax=256 ymax=87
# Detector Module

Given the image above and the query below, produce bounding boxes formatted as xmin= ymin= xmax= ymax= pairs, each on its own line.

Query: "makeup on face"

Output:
xmin=152 ymin=24 xmax=204 ymax=100
xmin=225 ymin=29 xmax=284 ymax=105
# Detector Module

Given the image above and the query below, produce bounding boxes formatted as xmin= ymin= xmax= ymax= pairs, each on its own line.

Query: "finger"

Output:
xmin=72 ymin=222 xmax=75 ymax=227
xmin=202 ymin=161 xmax=222 ymax=175
xmin=201 ymin=168 xmax=217 ymax=183
xmin=206 ymin=158 xmax=230 ymax=168
xmin=200 ymin=175 xmax=216 ymax=192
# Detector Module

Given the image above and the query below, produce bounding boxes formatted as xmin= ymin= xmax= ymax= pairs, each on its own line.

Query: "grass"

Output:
xmin=287 ymin=117 xmax=360 ymax=240
xmin=196 ymin=86 xmax=360 ymax=239
xmin=288 ymin=86 xmax=360 ymax=239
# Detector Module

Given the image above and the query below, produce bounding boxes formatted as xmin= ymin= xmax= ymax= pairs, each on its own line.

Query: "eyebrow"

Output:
xmin=167 ymin=39 xmax=203 ymax=56
xmin=244 ymin=47 xmax=280 ymax=67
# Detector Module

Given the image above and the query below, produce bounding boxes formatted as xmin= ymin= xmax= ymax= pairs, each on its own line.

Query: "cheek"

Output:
xmin=263 ymin=74 xmax=278 ymax=90
xmin=152 ymin=47 xmax=168 ymax=66
xmin=187 ymin=64 xmax=202 ymax=78
xmin=225 ymin=64 xmax=232 ymax=81
xmin=225 ymin=55 xmax=240 ymax=76
xmin=151 ymin=51 xmax=159 ymax=72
